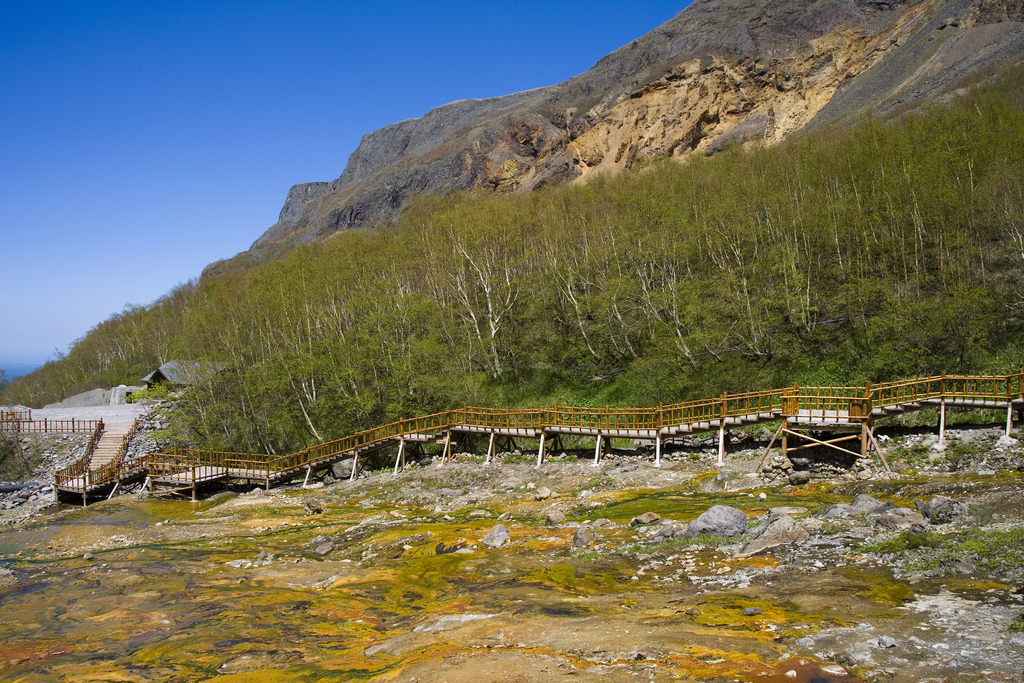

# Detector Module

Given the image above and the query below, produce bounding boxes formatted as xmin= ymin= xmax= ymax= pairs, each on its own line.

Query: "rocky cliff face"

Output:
xmin=251 ymin=0 xmax=1024 ymax=248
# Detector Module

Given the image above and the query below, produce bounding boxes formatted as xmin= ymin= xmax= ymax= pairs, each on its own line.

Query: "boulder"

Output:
xmin=736 ymin=515 xmax=808 ymax=556
xmin=572 ymin=527 xmax=596 ymax=549
xmin=482 ymin=524 xmax=510 ymax=548
xmin=788 ymin=471 xmax=811 ymax=485
xmin=535 ymin=486 xmax=551 ymax=500
xmin=314 ymin=542 xmax=335 ymax=556
xmin=545 ymin=510 xmax=566 ymax=526
xmin=331 ymin=458 xmax=354 ymax=479
xmin=915 ymin=496 xmax=966 ymax=524
xmin=818 ymin=503 xmax=853 ymax=519
xmin=650 ymin=520 xmax=689 ymax=542
xmin=850 ymin=494 xmax=891 ymax=516
xmin=591 ymin=518 xmax=615 ymax=528
xmin=688 ymin=505 xmax=748 ymax=538
xmin=304 ymin=498 xmax=325 ymax=515
xmin=629 ymin=512 xmax=661 ymax=526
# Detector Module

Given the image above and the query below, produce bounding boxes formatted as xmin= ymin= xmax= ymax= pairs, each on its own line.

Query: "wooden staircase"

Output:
xmin=88 ymin=423 xmax=133 ymax=470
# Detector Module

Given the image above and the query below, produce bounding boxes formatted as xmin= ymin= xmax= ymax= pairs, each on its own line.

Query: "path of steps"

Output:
xmin=88 ymin=422 xmax=133 ymax=470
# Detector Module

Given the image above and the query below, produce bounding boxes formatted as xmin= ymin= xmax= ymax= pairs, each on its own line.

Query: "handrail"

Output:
xmin=54 ymin=371 xmax=1024 ymax=493
xmin=1 ymin=418 xmax=102 ymax=435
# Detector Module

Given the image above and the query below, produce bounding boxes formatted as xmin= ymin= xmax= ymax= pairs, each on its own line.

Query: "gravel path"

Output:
xmin=30 ymin=405 xmax=148 ymax=427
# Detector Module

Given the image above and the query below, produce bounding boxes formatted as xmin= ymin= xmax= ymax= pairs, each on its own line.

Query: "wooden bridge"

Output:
xmin=51 ymin=372 xmax=1024 ymax=505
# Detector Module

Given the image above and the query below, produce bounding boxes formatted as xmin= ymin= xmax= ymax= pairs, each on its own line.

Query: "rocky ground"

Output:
xmin=0 ymin=422 xmax=1022 ymax=682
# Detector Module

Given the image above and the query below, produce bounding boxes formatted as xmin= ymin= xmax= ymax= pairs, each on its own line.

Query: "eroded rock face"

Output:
xmin=240 ymin=0 xmax=1024 ymax=254
xmin=737 ymin=514 xmax=809 ymax=556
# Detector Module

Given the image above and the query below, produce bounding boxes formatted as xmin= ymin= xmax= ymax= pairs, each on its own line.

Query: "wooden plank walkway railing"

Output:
xmin=53 ymin=371 xmax=1024 ymax=499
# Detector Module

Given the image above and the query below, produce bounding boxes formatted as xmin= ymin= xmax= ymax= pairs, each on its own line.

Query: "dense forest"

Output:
xmin=5 ymin=72 xmax=1024 ymax=455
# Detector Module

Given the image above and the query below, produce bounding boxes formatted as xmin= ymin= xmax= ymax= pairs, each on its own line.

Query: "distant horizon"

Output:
xmin=0 ymin=361 xmax=46 ymax=381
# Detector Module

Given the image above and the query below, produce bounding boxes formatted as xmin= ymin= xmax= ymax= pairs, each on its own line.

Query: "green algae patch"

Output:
xmin=521 ymin=563 xmax=622 ymax=595
xmin=841 ymin=568 xmax=915 ymax=605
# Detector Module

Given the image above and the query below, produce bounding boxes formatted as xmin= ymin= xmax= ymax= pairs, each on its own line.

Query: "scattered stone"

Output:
xmin=650 ymin=519 xmax=689 ymax=542
xmin=470 ymin=510 xmax=488 ymax=517
xmin=304 ymin=498 xmax=324 ymax=515
xmin=591 ymin=518 xmax=615 ymax=528
xmin=877 ymin=635 xmax=897 ymax=648
xmin=526 ymin=482 xmax=536 ymax=490
xmin=572 ymin=527 xmax=596 ymax=549
xmin=687 ymin=505 xmax=748 ymax=538
xmin=83 ymin=552 xmax=94 ymax=561
xmin=314 ymin=542 xmax=334 ymax=556
xmin=788 ymin=471 xmax=811 ymax=485
xmin=629 ymin=512 xmax=661 ymax=526
xmin=796 ymin=636 xmax=815 ymax=647
xmin=496 ymin=512 xmax=512 ymax=522
xmin=743 ymin=607 xmax=762 ymax=616
xmin=821 ymin=664 xmax=848 ymax=676
xmin=535 ymin=486 xmax=551 ymax=500
xmin=482 ymin=524 xmax=510 ymax=548
xmin=996 ymin=435 xmax=1019 ymax=450
xmin=758 ymin=492 xmax=767 ymax=500
xmin=545 ymin=510 xmax=566 ymax=526
xmin=914 ymin=496 xmax=966 ymax=524
xmin=0 ymin=567 xmax=18 ymax=588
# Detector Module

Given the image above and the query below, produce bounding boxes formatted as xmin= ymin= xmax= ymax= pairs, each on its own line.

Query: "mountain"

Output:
xmin=240 ymin=0 xmax=1022 ymax=251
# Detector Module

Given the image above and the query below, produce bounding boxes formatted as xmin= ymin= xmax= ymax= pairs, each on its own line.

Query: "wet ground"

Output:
xmin=1 ymin=437 xmax=1023 ymax=682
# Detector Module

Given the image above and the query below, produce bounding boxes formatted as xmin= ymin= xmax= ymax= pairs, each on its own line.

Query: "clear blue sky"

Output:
xmin=0 ymin=1 xmax=687 ymax=365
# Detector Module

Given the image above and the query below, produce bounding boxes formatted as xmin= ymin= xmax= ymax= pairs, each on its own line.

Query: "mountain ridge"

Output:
xmin=237 ymin=0 xmax=1022 ymax=256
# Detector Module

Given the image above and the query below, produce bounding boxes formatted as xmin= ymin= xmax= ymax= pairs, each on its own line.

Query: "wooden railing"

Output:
xmin=53 ymin=420 xmax=105 ymax=490
xmin=2 ymin=418 xmax=102 ymax=435
xmin=52 ymin=371 xmax=1024 ymax=491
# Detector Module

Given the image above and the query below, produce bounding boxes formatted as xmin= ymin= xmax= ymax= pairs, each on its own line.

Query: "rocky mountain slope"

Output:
xmin=246 ymin=0 xmax=1022 ymax=249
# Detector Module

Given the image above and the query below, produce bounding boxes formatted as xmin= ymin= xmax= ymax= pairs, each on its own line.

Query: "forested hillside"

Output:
xmin=6 ymin=76 xmax=1024 ymax=455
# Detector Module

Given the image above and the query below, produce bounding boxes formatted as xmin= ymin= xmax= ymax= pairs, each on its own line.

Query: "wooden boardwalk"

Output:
xmin=53 ymin=372 xmax=1024 ymax=504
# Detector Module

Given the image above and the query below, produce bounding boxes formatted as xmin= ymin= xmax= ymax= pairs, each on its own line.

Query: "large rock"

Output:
xmin=736 ymin=515 xmax=808 ymax=556
xmin=544 ymin=510 xmax=566 ymax=526
xmin=572 ymin=527 xmax=596 ymax=549
xmin=850 ymin=494 xmax=892 ymax=516
xmin=629 ymin=512 xmax=661 ymax=526
xmin=482 ymin=524 xmax=510 ymax=548
xmin=331 ymin=458 xmax=354 ymax=479
xmin=687 ymin=505 xmax=748 ymax=538
xmin=915 ymin=496 xmax=966 ymax=524
xmin=650 ymin=519 xmax=689 ymax=542
xmin=788 ymin=471 xmax=811 ymax=485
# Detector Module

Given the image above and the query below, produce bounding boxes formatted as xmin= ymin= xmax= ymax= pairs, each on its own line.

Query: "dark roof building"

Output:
xmin=141 ymin=361 xmax=224 ymax=388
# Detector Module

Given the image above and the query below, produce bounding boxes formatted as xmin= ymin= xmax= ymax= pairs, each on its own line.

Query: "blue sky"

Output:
xmin=0 ymin=1 xmax=687 ymax=365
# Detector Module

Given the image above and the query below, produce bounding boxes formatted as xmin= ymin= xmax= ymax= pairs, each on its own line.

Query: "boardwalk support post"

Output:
xmin=939 ymin=399 xmax=946 ymax=447
xmin=350 ymin=453 xmax=359 ymax=481
xmin=1007 ymin=403 xmax=1013 ymax=437
xmin=394 ymin=438 xmax=405 ymax=475
xmin=485 ymin=432 xmax=495 ymax=464
xmin=655 ymin=434 xmax=661 ymax=468
xmin=107 ymin=481 xmax=119 ymax=500
xmin=755 ymin=422 xmax=786 ymax=472
xmin=536 ymin=432 xmax=546 ymax=468
xmin=441 ymin=431 xmax=452 ymax=465
xmin=866 ymin=426 xmax=892 ymax=472
xmin=303 ymin=465 xmax=312 ymax=488
xmin=593 ymin=434 xmax=602 ymax=466
xmin=717 ymin=424 xmax=726 ymax=466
